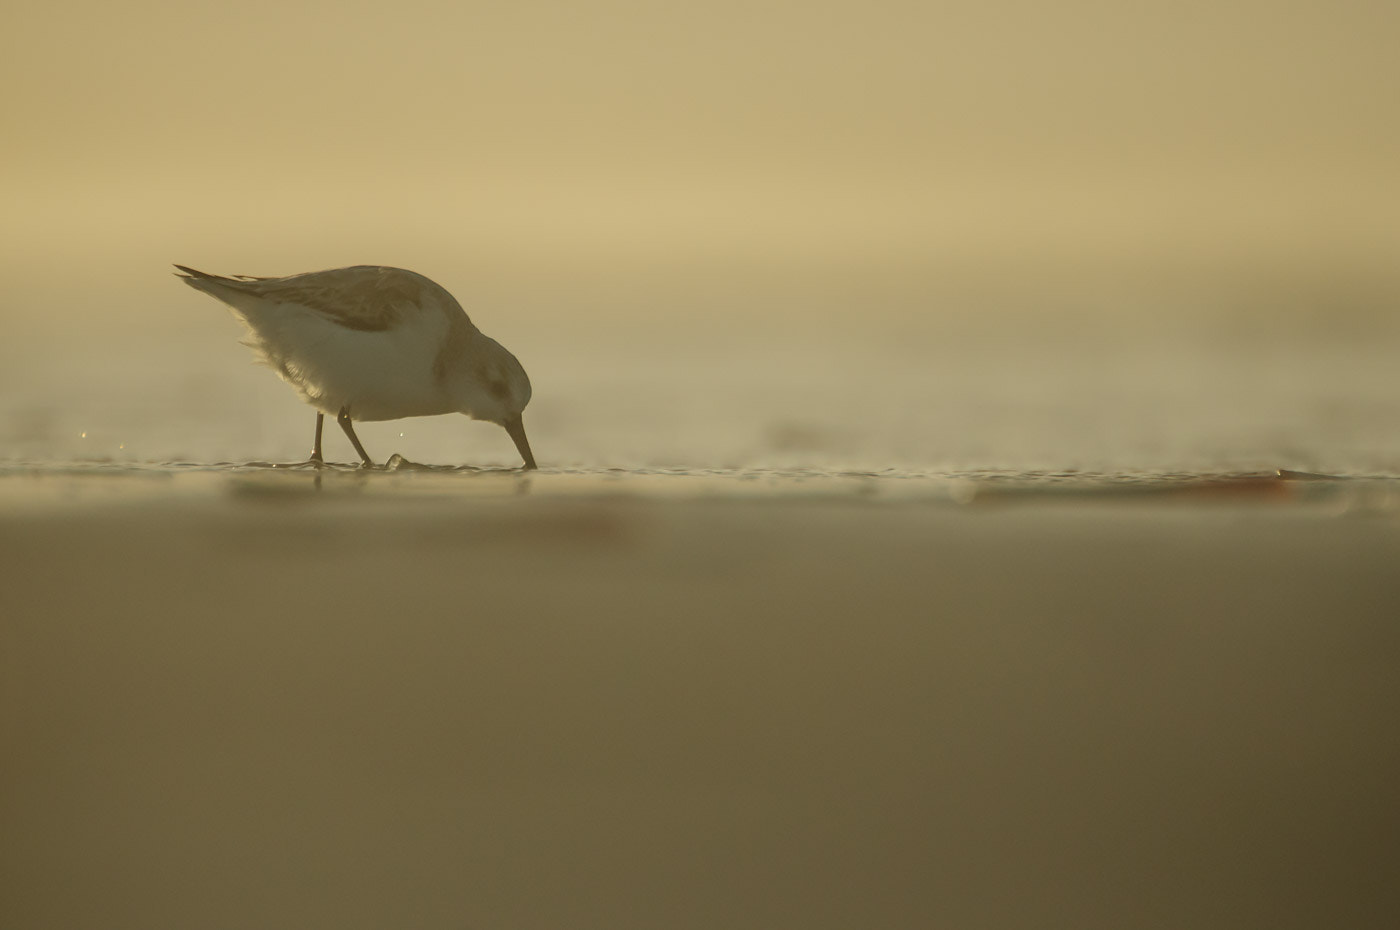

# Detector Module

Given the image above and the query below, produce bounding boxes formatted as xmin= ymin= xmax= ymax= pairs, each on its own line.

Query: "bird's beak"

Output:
xmin=503 ymin=414 xmax=537 ymax=470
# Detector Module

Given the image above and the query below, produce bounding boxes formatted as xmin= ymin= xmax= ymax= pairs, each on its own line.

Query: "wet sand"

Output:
xmin=2 ymin=469 xmax=1399 ymax=929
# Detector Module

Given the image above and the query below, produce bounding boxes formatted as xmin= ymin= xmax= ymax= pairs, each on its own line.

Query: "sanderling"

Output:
xmin=177 ymin=264 xmax=535 ymax=469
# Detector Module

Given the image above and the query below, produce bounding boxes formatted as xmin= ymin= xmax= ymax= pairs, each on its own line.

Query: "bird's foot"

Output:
xmin=383 ymin=453 xmax=429 ymax=471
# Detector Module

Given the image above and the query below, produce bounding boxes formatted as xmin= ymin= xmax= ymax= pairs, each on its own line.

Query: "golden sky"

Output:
xmin=3 ymin=1 xmax=1398 ymax=313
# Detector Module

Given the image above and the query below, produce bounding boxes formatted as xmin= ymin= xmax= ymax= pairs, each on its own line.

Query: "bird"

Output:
xmin=175 ymin=264 xmax=536 ymax=469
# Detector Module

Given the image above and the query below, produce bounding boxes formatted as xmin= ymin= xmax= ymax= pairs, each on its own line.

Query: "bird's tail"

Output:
xmin=174 ymin=264 xmax=265 ymax=310
xmin=174 ymin=264 xmax=236 ymax=288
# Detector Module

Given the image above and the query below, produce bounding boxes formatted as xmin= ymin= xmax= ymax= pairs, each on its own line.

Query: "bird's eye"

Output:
xmin=488 ymin=380 xmax=509 ymax=400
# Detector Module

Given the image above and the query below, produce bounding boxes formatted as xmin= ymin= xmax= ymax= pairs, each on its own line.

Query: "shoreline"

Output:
xmin=3 ymin=467 xmax=1398 ymax=928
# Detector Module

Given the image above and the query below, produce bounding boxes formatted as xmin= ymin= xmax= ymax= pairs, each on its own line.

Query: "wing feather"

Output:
xmin=176 ymin=264 xmax=473 ymax=332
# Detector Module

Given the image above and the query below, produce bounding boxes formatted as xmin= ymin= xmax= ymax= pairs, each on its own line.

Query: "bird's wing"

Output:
xmin=176 ymin=265 xmax=472 ymax=332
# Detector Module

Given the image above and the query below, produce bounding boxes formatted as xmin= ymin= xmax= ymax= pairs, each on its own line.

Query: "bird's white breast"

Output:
xmin=242 ymin=299 xmax=455 ymax=421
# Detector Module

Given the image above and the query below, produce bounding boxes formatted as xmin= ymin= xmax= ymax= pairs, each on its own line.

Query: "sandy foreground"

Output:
xmin=1 ymin=468 xmax=1398 ymax=929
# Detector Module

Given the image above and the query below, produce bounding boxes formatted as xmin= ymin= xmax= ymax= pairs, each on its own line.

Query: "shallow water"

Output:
xmin=5 ymin=459 xmax=1400 ymax=930
xmin=6 ymin=302 xmax=1400 ymax=930
xmin=7 ymin=307 xmax=1400 ymax=477
xmin=2 ymin=458 xmax=1398 ymax=518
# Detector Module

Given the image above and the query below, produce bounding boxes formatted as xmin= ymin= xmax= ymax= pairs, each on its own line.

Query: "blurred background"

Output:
xmin=2 ymin=1 xmax=1398 ymax=469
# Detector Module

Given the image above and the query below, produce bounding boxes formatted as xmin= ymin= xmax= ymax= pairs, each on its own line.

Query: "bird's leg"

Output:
xmin=310 ymin=412 xmax=324 ymax=464
xmin=337 ymin=407 xmax=374 ymax=467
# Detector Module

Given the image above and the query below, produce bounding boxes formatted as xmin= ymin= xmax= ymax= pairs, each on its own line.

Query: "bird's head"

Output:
xmin=457 ymin=335 xmax=536 ymax=469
